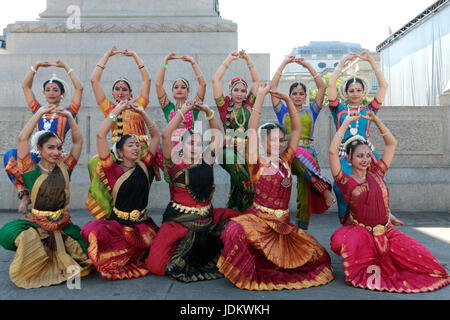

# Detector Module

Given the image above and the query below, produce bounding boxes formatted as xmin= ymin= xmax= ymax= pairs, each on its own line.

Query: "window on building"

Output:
xmin=318 ymin=62 xmax=326 ymax=69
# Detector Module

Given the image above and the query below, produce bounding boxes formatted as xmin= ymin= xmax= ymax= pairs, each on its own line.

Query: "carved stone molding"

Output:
xmin=7 ymin=21 xmax=237 ymax=33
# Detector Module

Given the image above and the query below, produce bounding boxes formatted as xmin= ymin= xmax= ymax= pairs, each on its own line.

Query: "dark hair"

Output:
xmin=259 ymin=122 xmax=287 ymax=137
xmin=116 ymin=134 xmax=136 ymax=151
xmin=180 ymin=129 xmax=202 ymax=144
xmin=345 ymin=139 xmax=370 ymax=159
xmin=112 ymin=79 xmax=132 ymax=92
xmin=43 ymin=80 xmax=65 ymax=95
xmin=172 ymin=78 xmax=190 ymax=91
xmin=37 ymin=132 xmax=60 ymax=148
xmin=345 ymin=77 xmax=365 ymax=93
xmin=289 ymin=82 xmax=307 ymax=95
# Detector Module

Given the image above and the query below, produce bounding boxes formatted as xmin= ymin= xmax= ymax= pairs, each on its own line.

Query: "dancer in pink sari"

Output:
xmin=329 ymin=110 xmax=449 ymax=293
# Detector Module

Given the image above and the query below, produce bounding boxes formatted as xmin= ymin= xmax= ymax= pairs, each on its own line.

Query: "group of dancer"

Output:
xmin=0 ymin=47 xmax=448 ymax=293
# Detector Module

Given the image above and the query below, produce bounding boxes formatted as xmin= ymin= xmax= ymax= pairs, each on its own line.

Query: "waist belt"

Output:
xmin=253 ymin=202 xmax=289 ymax=218
xmin=113 ymin=207 xmax=146 ymax=222
xmin=31 ymin=208 xmax=64 ymax=220
xmin=171 ymin=201 xmax=212 ymax=217
xmin=351 ymin=217 xmax=391 ymax=236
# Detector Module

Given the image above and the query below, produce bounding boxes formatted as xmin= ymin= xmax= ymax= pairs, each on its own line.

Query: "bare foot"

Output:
xmin=390 ymin=213 xmax=404 ymax=226
xmin=324 ymin=190 xmax=336 ymax=208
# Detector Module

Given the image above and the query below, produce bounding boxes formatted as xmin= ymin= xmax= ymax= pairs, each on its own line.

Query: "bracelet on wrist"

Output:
xmin=97 ymin=64 xmax=105 ymax=70
xmin=108 ymin=113 xmax=117 ymax=122
xmin=138 ymin=64 xmax=145 ymax=69
xmin=31 ymin=66 xmax=37 ymax=73
xmin=380 ymin=130 xmax=391 ymax=137
xmin=205 ymin=109 xmax=215 ymax=120
xmin=67 ymin=68 xmax=74 ymax=75
xmin=222 ymin=62 xmax=230 ymax=69
xmin=336 ymin=131 xmax=344 ymax=139
xmin=162 ymin=63 xmax=168 ymax=69
xmin=312 ymin=73 xmax=320 ymax=79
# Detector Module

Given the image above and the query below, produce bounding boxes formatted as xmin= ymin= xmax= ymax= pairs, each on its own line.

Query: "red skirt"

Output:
xmin=217 ymin=210 xmax=335 ymax=290
xmin=81 ymin=218 xmax=158 ymax=280
xmin=331 ymin=225 xmax=450 ymax=293
xmin=146 ymin=208 xmax=240 ymax=281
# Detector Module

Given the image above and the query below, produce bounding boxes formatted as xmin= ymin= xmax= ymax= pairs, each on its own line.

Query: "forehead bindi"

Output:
xmin=347 ymin=83 xmax=364 ymax=91
xmin=114 ymin=82 xmax=129 ymax=90
xmin=45 ymin=83 xmax=60 ymax=91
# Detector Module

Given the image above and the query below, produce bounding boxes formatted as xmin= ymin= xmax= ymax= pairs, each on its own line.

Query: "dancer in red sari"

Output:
xmin=329 ymin=110 xmax=449 ymax=293
xmin=81 ymin=101 xmax=160 ymax=280
xmin=217 ymin=83 xmax=334 ymax=290
xmin=146 ymin=101 xmax=241 ymax=282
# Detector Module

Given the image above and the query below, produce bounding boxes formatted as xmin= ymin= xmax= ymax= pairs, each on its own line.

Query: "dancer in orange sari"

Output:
xmin=81 ymin=101 xmax=160 ymax=280
xmin=329 ymin=110 xmax=449 ymax=292
xmin=217 ymin=83 xmax=334 ymax=290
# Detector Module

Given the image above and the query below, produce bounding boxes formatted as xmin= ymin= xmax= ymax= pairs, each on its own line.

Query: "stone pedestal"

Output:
xmin=0 ymin=0 xmax=272 ymax=210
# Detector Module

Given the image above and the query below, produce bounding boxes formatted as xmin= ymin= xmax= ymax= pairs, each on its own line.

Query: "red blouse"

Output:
xmin=333 ymin=159 xmax=390 ymax=227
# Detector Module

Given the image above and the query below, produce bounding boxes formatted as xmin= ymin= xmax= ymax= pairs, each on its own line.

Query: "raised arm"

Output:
xmin=271 ymin=90 xmax=301 ymax=151
xmin=329 ymin=111 xmax=359 ymax=177
xmin=328 ymin=53 xmax=358 ymax=102
xmin=212 ymin=52 xmax=240 ymax=100
xmin=54 ymin=60 xmax=83 ymax=107
xmin=17 ymin=104 xmax=57 ymax=159
xmin=270 ymin=55 xmax=295 ymax=107
xmin=359 ymin=51 xmax=388 ymax=104
xmin=123 ymin=49 xmax=151 ymax=101
xmin=180 ymin=55 xmax=207 ymax=102
xmin=55 ymin=109 xmax=83 ymax=161
xmin=194 ymin=102 xmax=222 ymax=156
xmin=22 ymin=61 xmax=54 ymax=106
xmin=362 ymin=111 xmax=397 ymax=167
xmin=156 ymin=53 xmax=178 ymax=108
xmin=239 ymin=50 xmax=260 ymax=96
xmin=96 ymin=100 xmax=128 ymax=159
xmin=161 ymin=102 xmax=195 ymax=159
xmin=295 ymin=58 xmax=326 ymax=107
xmin=128 ymin=104 xmax=160 ymax=156
xmin=91 ymin=46 xmax=122 ymax=104
xmin=247 ymin=83 xmax=271 ymax=164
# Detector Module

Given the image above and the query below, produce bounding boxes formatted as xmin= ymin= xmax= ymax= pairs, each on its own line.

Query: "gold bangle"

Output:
xmin=276 ymin=71 xmax=283 ymax=77
xmin=178 ymin=109 xmax=185 ymax=120
xmin=247 ymin=63 xmax=255 ymax=69
xmin=222 ymin=62 xmax=230 ymax=69
xmin=138 ymin=64 xmax=145 ymax=69
xmin=313 ymin=73 xmax=320 ymax=79
xmin=253 ymin=108 xmax=261 ymax=115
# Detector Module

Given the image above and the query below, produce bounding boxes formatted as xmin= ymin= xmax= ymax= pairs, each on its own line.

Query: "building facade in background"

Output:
xmin=282 ymin=41 xmax=380 ymax=99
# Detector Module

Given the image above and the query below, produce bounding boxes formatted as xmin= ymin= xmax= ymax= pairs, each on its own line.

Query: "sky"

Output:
xmin=0 ymin=0 xmax=438 ymax=74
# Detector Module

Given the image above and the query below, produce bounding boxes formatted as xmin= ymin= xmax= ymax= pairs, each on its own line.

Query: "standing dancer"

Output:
xmin=154 ymin=53 xmax=206 ymax=175
xmin=0 ymin=105 xmax=92 ymax=289
xmin=329 ymin=110 xmax=449 ymax=292
xmin=328 ymin=51 xmax=403 ymax=226
xmin=81 ymin=101 xmax=160 ymax=280
xmin=271 ymin=55 xmax=335 ymax=230
xmin=146 ymin=101 xmax=241 ymax=282
xmin=217 ymin=83 xmax=334 ymax=290
xmin=4 ymin=60 xmax=83 ymax=214
xmin=212 ymin=50 xmax=260 ymax=212
xmin=86 ymin=46 xmax=160 ymax=220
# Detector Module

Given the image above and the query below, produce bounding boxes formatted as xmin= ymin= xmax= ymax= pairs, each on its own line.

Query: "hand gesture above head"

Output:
xmin=39 ymin=104 xmax=58 ymax=115
xmin=180 ymin=55 xmax=195 ymax=64
xmin=107 ymin=46 xmax=122 ymax=57
xmin=257 ymin=82 xmax=271 ymax=96
xmin=294 ymin=57 xmax=309 ymax=67
xmin=360 ymin=110 xmax=377 ymax=121
xmin=193 ymin=101 xmax=210 ymax=114
xmin=165 ymin=52 xmax=179 ymax=61
xmin=228 ymin=52 xmax=240 ymax=61
xmin=269 ymin=89 xmax=289 ymax=101
xmin=343 ymin=52 xmax=359 ymax=63
xmin=54 ymin=60 xmax=67 ymax=68
xmin=180 ymin=101 xmax=195 ymax=114
xmin=122 ymin=49 xmax=136 ymax=57
xmin=358 ymin=51 xmax=372 ymax=62
xmin=343 ymin=110 xmax=361 ymax=124
xmin=36 ymin=61 xmax=54 ymax=68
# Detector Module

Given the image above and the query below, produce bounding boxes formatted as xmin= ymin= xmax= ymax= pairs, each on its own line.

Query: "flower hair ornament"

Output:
xmin=172 ymin=78 xmax=190 ymax=92
xmin=112 ymin=142 xmax=123 ymax=162
xmin=113 ymin=77 xmax=133 ymax=100
xmin=30 ymin=130 xmax=63 ymax=155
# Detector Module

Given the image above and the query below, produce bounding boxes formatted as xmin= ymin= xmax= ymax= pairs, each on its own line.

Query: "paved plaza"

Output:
xmin=0 ymin=209 xmax=448 ymax=301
